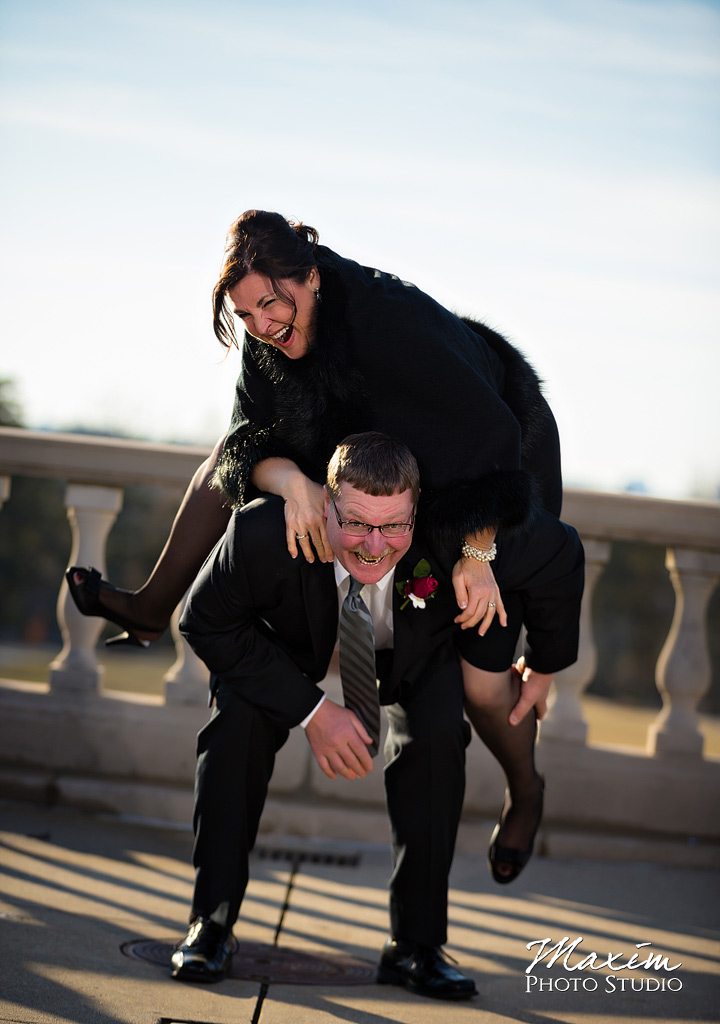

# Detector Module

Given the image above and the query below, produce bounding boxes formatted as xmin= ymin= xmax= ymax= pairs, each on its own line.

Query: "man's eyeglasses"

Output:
xmin=330 ymin=500 xmax=415 ymax=538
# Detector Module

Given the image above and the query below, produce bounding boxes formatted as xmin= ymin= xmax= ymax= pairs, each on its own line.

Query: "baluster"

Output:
xmin=647 ymin=548 xmax=720 ymax=758
xmin=163 ymin=594 xmax=210 ymax=704
xmin=540 ymin=538 xmax=611 ymax=745
xmin=48 ymin=483 xmax=123 ymax=695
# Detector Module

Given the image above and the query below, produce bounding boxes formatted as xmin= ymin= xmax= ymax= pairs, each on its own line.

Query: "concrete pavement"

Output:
xmin=0 ymin=799 xmax=718 ymax=1024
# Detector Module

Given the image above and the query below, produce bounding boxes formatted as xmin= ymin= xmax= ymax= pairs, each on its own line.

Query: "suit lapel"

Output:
xmin=294 ymin=540 xmax=455 ymax=690
xmin=385 ymin=541 xmax=457 ymax=689
xmin=299 ymin=558 xmax=338 ymax=674
xmin=388 ymin=545 xmax=438 ymax=683
xmin=388 ymin=569 xmax=414 ymax=684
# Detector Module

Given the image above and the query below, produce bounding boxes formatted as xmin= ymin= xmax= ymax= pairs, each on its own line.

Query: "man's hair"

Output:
xmin=326 ymin=432 xmax=420 ymax=503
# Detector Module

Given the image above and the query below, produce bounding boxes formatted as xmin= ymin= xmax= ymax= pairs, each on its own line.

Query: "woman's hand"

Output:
xmin=509 ymin=656 xmax=552 ymax=725
xmin=452 ymin=556 xmax=507 ymax=634
xmin=283 ymin=476 xmax=333 ymax=563
xmin=251 ymin=457 xmax=334 ymax=563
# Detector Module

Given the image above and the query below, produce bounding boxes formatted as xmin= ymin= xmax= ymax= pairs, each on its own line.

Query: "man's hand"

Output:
xmin=305 ymin=699 xmax=375 ymax=780
xmin=509 ymin=656 xmax=553 ymax=726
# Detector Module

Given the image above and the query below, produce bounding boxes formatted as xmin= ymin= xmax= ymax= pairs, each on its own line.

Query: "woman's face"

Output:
xmin=228 ymin=267 xmax=320 ymax=359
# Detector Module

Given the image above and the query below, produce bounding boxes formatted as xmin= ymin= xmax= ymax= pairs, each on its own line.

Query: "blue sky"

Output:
xmin=1 ymin=0 xmax=718 ymax=497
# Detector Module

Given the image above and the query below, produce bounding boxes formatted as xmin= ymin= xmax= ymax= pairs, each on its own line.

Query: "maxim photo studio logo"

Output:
xmin=525 ymin=935 xmax=683 ymax=994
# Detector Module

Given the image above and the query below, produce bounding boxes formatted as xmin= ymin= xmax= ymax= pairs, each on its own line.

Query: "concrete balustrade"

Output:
xmin=50 ymin=484 xmax=123 ymax=695
xmin=0 ymin=427 xmax=718 ymax=865
xmin=649 ymin=549 xmax=720 ymax=758
xmin=540 ymin=538 xmax=612 ymax=745
xmin=163 ymin=600 xmax=212 ymax=705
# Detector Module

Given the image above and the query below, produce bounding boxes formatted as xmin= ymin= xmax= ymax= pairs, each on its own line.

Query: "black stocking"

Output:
xmin=94 ymin=437 xmax=231 ymax=637
xmin=462 ymin=663 xmax=544 ymax=856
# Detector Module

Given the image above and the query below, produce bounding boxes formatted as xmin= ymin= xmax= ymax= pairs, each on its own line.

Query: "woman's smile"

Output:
xmin=228 ymin=268 xmax=320 ymax=360
xmin=269 ymin=324 xmax=292 ymax=346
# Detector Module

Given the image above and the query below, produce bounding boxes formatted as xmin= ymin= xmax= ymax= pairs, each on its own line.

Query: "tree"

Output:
xmin=0 ymin=379 xmax=23 ymax=427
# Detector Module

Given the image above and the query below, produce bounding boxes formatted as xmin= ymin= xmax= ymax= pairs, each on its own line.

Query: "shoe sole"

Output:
xmin=171 ymin=966 xmax=227 ymax=983
xmin=377 ymin=964 xmax=477 ymax=1000
xmin=171 ymin=955 xmax=230 ymax=984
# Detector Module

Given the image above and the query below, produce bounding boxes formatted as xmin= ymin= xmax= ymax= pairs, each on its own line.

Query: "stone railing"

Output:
xmin=1 ymin=427 xmax=718 ymax=866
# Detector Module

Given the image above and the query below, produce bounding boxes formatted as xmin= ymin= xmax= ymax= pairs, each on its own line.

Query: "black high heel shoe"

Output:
xmin=65 ymin=566 xmax=165 ymax=648
xmin=488 ymin=777 xmax=545 ymax=885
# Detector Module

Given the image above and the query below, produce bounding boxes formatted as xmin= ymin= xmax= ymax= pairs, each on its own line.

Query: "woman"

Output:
xmin=68 ymin=210 xmax=575 ymax=883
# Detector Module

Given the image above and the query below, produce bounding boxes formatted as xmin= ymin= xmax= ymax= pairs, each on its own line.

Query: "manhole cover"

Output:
xmin=121 ymin=938 xmax=376 ymax=985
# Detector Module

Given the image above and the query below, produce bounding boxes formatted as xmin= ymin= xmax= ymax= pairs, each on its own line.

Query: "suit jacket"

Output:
xmin=179 ymin=496 xmax=463 ymax=731
xmin=180 ymin=496 xmax=584 ymax=730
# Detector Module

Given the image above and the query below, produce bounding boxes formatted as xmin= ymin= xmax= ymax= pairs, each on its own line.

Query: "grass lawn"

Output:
xmin=2 ymin=646 xmax=719 ymax=758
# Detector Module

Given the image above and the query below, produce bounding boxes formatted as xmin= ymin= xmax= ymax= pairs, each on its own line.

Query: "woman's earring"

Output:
xmin=315 ymin=288 xmax=322 ymax=303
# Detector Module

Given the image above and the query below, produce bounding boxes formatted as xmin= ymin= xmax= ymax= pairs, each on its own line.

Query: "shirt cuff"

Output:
xmin=299 ymin=693 xmax=326 ymax=729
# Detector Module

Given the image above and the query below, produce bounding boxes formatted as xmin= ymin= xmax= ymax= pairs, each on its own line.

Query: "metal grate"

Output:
xmin=124 ymin=938 xmax=376 ymax=985
xmin=253 ymin=844 xmax=361 ymax=868
xmin=131 ymin=843 xmax=373 ymax=993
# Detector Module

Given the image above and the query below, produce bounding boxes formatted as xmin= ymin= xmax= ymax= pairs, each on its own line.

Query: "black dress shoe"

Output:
xmin=377 ymin=937 xmax=477 ymax=1000
xmin=65 ymin=566 xmax=165 ymax=647
xmin=488 ymin=776 xmax=545 ymax=885
xmin=171 ymin=919 xmax=233 ymax=983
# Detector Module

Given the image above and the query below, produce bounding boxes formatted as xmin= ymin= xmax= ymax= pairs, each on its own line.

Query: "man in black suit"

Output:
xmin=172 ymin=431 xmax=582 ymax=1001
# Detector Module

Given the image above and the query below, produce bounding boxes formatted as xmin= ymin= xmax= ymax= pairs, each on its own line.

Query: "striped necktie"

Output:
xmin=339 ymin=577 xmax=381 ymax=758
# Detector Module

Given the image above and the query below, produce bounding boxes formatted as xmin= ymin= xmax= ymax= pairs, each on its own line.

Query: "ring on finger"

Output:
xmin=487 ymin=601 xmax=496 ymax=609
xmin=296 ymin=533 xmax=309 ymax=540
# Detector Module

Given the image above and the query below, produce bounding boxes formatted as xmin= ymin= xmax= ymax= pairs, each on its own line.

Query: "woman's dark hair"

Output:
xmin=212 ymin=210 xmax=319 ymax=348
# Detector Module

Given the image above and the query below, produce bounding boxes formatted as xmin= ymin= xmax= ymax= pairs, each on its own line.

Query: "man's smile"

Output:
xmin=353 ymin=551 xmax=387 ymax=566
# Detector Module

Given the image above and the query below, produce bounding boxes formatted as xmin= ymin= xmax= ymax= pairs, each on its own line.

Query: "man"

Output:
xmin=172 ymin=431 xmax=583 ymax=1001
xmin=173 ymin=431 xmax=478 ymax=1000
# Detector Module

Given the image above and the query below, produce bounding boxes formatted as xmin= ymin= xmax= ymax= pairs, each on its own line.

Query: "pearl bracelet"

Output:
xmin=461 ymin=541 xmax=497 ymax=563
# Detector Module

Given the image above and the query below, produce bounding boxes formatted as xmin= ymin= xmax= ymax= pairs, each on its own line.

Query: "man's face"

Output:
xmin=324 ymin=482 xmax=415 ymax=585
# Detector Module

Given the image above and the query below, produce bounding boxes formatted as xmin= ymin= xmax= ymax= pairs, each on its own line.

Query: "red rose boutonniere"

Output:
xmin=396 ymin=559 xmax=439 ymax=610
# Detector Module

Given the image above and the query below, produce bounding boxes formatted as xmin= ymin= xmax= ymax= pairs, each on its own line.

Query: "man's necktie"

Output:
xmin=339 ymin=577 xmax=381 ymax=757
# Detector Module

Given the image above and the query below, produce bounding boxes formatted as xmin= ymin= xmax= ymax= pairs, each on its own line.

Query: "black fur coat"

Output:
xmin=215 ymin=246 xmax=561 ymax=552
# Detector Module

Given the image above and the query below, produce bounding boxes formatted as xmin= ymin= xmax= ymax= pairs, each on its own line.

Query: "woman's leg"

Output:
xmin=460 ymin=656 xmax=544 ymax=878
xmin=87 ymin=436 xmax=231 ymax=637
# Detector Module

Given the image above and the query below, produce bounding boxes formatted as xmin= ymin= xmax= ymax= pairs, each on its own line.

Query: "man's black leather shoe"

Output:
xmin=171 ymin=918 xmax=233 ymax=983
xmin=377 ymin=937 xmax=477 ymax=1000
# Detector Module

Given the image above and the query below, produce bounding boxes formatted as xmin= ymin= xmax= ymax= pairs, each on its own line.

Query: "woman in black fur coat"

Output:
xmin=68 ymin=210 xmax=582 ymax=883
